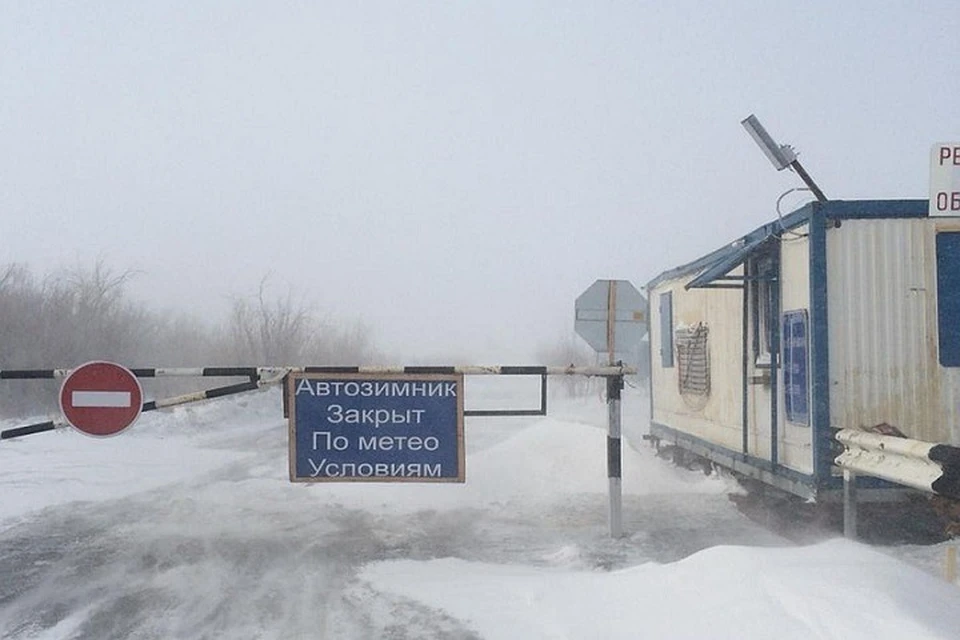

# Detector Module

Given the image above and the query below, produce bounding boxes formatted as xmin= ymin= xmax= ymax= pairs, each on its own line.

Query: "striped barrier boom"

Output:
xmin=0 ymin=365 xmax=634 ymax=441
xmin=0 ymin=372 xmax=286 ymax=441
xmin=835 ymin=429 xmax=960 ymax=499
xmin=0 ymin=365 xmax=634 ymax=379
xmin=251 ymin=365 xmax=634 ymax=376
xmin=0 ymin=367 xmax=264 ymax=380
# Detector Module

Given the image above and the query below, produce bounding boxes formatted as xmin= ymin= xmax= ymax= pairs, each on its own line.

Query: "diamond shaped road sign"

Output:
xmin=575 ymin=279 xmax=648 ymax=355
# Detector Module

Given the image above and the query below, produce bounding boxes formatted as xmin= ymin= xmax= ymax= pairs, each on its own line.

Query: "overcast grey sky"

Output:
xmin=2 ymin=1 xmax=958 ymax=363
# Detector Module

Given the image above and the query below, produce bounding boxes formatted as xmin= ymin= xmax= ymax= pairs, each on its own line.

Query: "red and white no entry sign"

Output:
xmin=59 ymin=361 xmax=143 ymax=437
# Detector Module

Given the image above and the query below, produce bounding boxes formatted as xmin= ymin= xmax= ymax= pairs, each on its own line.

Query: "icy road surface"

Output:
xmin=2 ymin=386 xmax=959 ymax=639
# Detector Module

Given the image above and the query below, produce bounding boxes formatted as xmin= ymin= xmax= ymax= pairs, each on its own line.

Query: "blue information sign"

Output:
xmin=782 ymin=310 xmax=809 ymax=426
xmin=288 ymin=373 xmax=465 ymax=482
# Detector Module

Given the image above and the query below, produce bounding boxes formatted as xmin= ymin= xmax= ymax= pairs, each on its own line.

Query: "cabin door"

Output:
xmin=747 ymin=254 xmax=778 ymax=461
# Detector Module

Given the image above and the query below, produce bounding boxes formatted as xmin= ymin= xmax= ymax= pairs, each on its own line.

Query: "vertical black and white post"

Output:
xmin=606 ymin=281 xmax=623 ymax=538
xmin=607 ymin=373 xmax=623 ymax=538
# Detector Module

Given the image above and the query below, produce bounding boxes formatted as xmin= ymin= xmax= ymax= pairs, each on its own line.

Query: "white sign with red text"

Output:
xmin=930 ymin=143 xmax=960 ymax=217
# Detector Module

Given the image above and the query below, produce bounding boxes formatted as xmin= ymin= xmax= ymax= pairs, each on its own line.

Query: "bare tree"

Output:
xmin=226 ymin=277 xmax=379 ymax=365
xmin=0 ymin=262 xmax=380 ymax=417
xmin=228 ymin=277 xmax=316 ymax=364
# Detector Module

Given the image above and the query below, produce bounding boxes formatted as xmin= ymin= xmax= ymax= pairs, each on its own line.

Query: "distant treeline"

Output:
xmin=0 ymin=261 xmax=378 ymax=418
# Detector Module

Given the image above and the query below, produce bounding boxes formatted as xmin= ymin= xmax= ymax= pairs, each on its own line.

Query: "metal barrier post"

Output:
xmin=607 ymin=373 xmax=623 ymax=538
xmin=843 ymin=468 xmax=857 ymax=540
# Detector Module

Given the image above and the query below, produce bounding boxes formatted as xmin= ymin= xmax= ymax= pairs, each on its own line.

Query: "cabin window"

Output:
xmin=752 ymin=256 xmax=776 ymax=368
xmin=659 ymin=291 xmax=674 ymax=368
xmin=937 ymin=232 xmax=960 ymax=367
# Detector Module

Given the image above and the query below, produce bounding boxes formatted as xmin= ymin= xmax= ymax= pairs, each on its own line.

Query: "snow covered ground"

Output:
xmin=2 ymin=381 xmax=960 ymax=639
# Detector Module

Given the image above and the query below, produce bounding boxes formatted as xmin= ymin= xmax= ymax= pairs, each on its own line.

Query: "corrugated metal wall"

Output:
xmin=827 ymin=219 xmax=960 ymax=444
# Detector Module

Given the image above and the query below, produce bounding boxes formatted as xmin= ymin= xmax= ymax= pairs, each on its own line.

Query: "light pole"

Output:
xmin=741 ymin=114 xmax=827 ymax=202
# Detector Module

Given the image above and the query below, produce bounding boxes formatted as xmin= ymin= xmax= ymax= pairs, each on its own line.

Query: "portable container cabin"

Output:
xmin=646 ymin=199 xmax=960 ymax=500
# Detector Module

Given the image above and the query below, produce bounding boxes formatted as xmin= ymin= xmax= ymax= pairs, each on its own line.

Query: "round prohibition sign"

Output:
xmin=59 ymin=361 xmax=144 ymax=437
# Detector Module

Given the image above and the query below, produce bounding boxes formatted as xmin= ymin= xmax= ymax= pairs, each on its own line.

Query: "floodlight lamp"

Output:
xmin=741 ymin=114 xmax=797 ymax=171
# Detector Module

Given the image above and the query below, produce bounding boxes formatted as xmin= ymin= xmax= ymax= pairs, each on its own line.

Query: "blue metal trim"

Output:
xmin=772 ymin=201 xmax=818 ymax=231
xmin=750 ymin=261 xmax=760 ymax=357
xmin=820 ymin=472 xmax=907 ymax=491
xmin=693 ymin=283 xmax=748 ymax=289
xmin=936 ymin=233 xmax=960 ymax=366
xmin=650 ymin=416 xmax=905 ymax=494
xmin=686 ymin=233 xmax=774 ymax=289
xmin=647 ymin=204 xmax=815 ymax=290
xmin=649 ymin=243 xmax=745 ymax=290
xmin=741 ymin=276 xmax=749 ymax=454
xmin=650 ymin=421 xmax=817 ymax=488
xmin=659 ymin=291 xmax=674 ymax=368
xmin=821 ymin=199 xmax=927 ymax=220
xmin=647 ymin=315 xmax=655 ymax=431
xmin=808 ymin=204 xmax=833 ymax=488
xmin=646 ymin=200 xmax=928 ymax=291
xmin=769 ymin=249 xmax=781 ymax=468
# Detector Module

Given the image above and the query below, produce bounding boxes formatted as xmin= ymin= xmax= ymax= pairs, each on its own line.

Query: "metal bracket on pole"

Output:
xmin=607 ymin=372 xmax=624 ymax=539
xmin=741 ymin=114 xmax=827 ymax=202
xmin=843 ymin=468 xmax=858 ymax=540
xmin=789 ymin=159 xmax=827 ymax=203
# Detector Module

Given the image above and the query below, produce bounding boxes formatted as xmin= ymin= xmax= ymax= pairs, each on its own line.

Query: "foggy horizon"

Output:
xmin=3 ymin=2 xmax=958 ymax=364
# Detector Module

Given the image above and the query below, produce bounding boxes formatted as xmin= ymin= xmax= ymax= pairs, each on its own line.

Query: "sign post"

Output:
xmin=930 ymin=143 xmax=960 ymax=217
xmin=288 ymin=373 xmax=465 ymax=482
xmin=575 ymin=279 xmax=647 ymax=538
xmin=59 ymin=361 xmax=144 ymax=437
